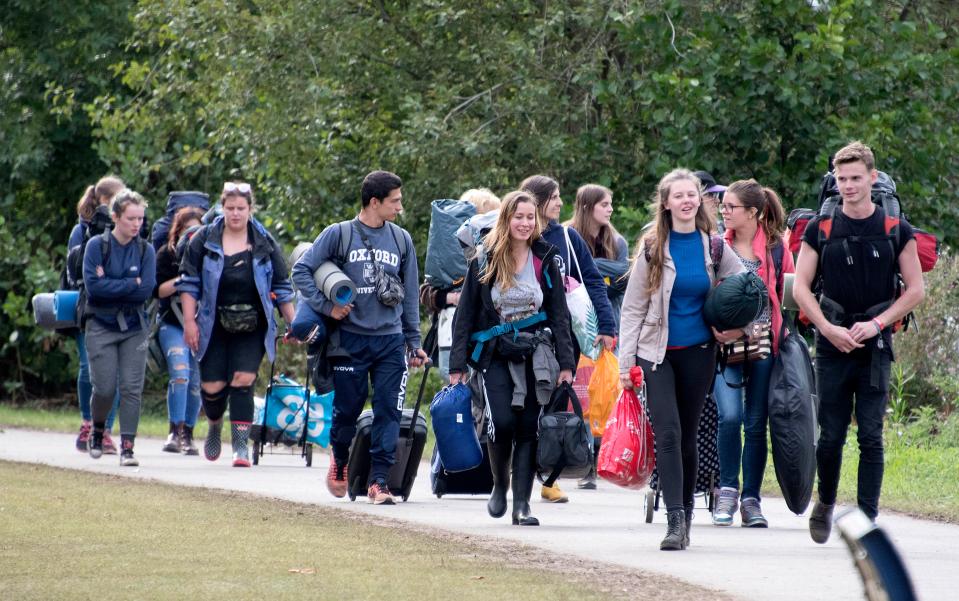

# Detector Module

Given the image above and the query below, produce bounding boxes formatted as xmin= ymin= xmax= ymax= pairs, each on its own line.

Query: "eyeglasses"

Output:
xmin=720 ymin=203 xmax=744 ymax=213
xmin=223 ymin=182 xmax=252 ymax=195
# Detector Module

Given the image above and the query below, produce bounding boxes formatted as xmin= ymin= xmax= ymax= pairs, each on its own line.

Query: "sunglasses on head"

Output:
xmin=223 ymin=182 xmax=252 ymax=195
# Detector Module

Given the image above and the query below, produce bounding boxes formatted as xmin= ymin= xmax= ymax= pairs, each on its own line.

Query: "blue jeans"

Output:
xmin=158 ymin=322 xmax=202 ymax=426
xmin=714 ymin=354 xmax=774 ymax=500
xmin=76 ymin=331 xmax=118 ymax=429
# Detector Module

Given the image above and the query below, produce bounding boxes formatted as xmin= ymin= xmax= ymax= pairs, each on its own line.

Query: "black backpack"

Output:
xmin=62 ymin=205 xmax=114 ymax=291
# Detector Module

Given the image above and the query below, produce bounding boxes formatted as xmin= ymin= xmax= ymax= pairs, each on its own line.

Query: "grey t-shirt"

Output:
xmin=491 ymin=250 xmax=543 ymax=321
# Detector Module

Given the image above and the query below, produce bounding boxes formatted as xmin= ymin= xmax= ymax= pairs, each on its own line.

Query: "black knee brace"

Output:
xmin=228 ymin=384 xmax=254 ymax=423
xmin=201 ymin=387 xmax=228 ymax=422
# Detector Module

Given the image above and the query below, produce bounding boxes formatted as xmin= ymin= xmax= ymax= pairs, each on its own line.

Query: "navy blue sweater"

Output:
xmin=82 ymin=233 xmax=157 ymax=331
xmin=541 ymin=221 xmax=616 ymax=336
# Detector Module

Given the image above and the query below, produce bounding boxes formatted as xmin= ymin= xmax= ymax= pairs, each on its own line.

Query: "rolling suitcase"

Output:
xmin=430 ymin=443 xmax=494 ymax=498
xmin=346 ymin=362 xmax=430 ymax=502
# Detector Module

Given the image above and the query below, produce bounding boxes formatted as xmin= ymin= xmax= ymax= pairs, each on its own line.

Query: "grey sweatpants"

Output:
xmin=85 ymin=319 xmax=148 ymax=437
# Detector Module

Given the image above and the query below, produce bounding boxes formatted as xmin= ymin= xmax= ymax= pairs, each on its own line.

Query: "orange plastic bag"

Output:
xmin=585 ymin=349 xmax=621 ymax=437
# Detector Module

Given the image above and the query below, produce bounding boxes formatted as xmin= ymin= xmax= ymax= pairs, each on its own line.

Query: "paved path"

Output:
xmin=2 ymin=427 xmax=956 ymax=600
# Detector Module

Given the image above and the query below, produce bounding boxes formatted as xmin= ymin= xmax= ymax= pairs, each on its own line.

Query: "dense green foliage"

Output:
xmin=2 ymin=0 xmax=958 ymax=397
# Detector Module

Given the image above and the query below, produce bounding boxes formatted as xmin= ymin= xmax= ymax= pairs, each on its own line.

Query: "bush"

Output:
xmin=895 ymin=249 xmax=959 ymax=410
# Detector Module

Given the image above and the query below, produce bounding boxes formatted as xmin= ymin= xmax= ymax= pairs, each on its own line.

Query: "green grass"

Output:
xmin=0 ymin=403 xmax=187 ymax=439
xmin=761 ymin=426 xmax=959 ymax=523
xmin=0 ymin=461 xmax=617 ymax=601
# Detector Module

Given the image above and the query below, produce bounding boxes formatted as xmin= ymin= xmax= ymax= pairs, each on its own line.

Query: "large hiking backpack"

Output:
xmin=150 ymin=191 xmax=211 ymax=252
xmin=785 ymin=170 xmax=940 ymax=271
xmin=785 ymin=169 xmax=940 ymax=331
xmin=62 ymin=205 xmax=114 ymax=291
xmin=424 ymin=199 xmax=476 ymax=290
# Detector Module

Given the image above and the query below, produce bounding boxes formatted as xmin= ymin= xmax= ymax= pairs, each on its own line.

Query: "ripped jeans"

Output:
xmin=158 ymin=322 xmax=202 ymax=427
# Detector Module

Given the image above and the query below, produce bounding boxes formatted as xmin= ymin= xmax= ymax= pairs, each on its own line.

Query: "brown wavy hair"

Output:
xmin=167 ymin=206 xmax=206 ymax=253
xmin=640 ymin=168 xmax=716 ymax=295
xmin=479 ymin=190 xmax=542 ymax=290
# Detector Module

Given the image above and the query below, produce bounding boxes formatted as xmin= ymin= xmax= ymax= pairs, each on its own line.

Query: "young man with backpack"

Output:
xmin=292 ymin=171 xmax=427 ymax=505
xmin=793 ymin=141 xmax=924 ymax=542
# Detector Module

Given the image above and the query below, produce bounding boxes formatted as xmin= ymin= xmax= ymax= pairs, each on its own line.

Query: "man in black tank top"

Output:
xmin=792 ymin=141 xmax=924 ymax=543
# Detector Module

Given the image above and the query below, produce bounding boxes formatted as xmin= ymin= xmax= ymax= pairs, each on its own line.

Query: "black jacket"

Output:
xmin=449 ymin=238 xmax=576 ymax=373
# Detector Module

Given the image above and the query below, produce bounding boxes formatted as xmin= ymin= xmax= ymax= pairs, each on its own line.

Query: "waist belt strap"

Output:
xmin=469 ymin=312 xmax=547 ymax=363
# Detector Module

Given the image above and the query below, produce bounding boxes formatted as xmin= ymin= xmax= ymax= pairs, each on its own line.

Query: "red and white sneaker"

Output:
xmin=367 ymin=480 xmax=395 ymax=505
xmin=326 ymin=456 xmax=349 ymax=498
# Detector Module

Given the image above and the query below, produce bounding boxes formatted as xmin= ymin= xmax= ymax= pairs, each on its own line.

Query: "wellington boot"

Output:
xmin=486 ymin=440 xmax=512 ymax=518
xmin=510 ymin=440 xmax=539 ymax=526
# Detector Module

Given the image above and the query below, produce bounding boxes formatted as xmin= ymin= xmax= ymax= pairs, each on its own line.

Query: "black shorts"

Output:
xmin=199 ymin=320 xmax=267 ymax=383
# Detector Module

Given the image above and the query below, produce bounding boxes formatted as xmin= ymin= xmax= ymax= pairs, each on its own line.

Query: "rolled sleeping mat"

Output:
xmin=54 ymin=290 xmax=80 ymax=324
xmin=782 ymin=273 xmax=799 ymax=312
xmin=289 ymin=242 xmax=357 ymax=305
xmin=316 ymin=261 xmax=357 ymax=306
xmin=32 ymin=292 xmax=77 ymax=330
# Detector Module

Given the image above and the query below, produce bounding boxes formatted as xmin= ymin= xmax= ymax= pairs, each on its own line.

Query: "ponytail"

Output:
xmin=76 ymin=186 xmax=98 ymax=221
xmin=760 ymin=187 xmax=785 ymax=248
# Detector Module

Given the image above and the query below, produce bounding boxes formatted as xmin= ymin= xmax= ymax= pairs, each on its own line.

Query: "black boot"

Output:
xmin=180 ymin=424 xmax=199 ymax=456
xmin=661 ymin=509 xmax=687 ymax=551
xmin=163 ymin=422 xmax=182 ymax=453
xmin=510 ymin=440 xmax=539 ymax=526
xmin=486 ymin=440 xmax=511 ymax=518
xmin=683 ymin=505 xmax=693 ymax=548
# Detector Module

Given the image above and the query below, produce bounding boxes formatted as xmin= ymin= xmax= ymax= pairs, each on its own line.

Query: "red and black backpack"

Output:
xmin=785 ymin=170 xmax=940 ymax=331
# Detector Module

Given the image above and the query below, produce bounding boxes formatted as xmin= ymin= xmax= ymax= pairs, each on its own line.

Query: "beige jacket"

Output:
xmin=618 ymin=231 xmax=745 ymax=372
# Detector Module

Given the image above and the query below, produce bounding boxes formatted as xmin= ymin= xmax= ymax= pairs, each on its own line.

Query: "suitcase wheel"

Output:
xmin=348 ymin=492 xmax=356 ymax=502
xmin=252 ymin=443 xmax=260 ymax=466
xmin=644 ymin=490 xmax=655 ymax=524
xmin=435 ymin=494 xmax=443 ymax=499
xmin=402 ymin=494 xmax=409 ymax=502
xmin=305 ymin=444 xmax=313 ymax=467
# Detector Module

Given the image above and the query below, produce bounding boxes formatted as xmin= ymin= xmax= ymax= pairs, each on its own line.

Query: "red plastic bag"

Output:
xmin=596 ymin=368 xmax=654 ymax=489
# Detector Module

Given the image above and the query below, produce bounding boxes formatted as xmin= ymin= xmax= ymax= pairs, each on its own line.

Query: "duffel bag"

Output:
xmin=537 ymin=382 xmax=592 ymax=486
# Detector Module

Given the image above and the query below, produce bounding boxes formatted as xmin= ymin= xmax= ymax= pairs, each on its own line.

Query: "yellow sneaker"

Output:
xmin=540 ymin=483 xmax=569 ymax=503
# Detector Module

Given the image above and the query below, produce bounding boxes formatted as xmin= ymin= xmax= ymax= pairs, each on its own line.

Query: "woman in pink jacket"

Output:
xmin=710 ymin=179 xmax=795 ymax=528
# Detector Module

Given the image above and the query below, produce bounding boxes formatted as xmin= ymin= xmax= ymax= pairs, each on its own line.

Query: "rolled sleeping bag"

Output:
xmin=32 ymin=292 xmax=77 ymax=330
xmin=704 ymin=271 xmax=769 ymax=332
xmin=289 ymin=242 xmax=357 ymax=306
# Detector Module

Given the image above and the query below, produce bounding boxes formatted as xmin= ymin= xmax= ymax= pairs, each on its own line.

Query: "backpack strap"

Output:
xmin=336 ymin=221 xmax=353 ymax=267
xmin=771 ymin=242 xmax=785 ymax=300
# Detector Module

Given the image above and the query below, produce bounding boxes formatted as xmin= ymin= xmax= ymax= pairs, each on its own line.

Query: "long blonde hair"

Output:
xmin=565 ymin=183 xmax=621 ymax=259
xmin=641 ymin=168 xmax=716 ymax=295
xmin=479 ymin=191 xmax=542 ymax=290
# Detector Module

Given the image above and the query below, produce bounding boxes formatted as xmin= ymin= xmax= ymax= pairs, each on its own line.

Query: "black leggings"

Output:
xmin=482 ymin=356 xmax=540 ymax=444
xmin=638 ymin=342 xmax=716 ymax=512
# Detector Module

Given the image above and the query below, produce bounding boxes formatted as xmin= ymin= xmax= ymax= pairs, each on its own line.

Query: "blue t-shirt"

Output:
xmin=666 ymin=230 xmax=711 ymax=347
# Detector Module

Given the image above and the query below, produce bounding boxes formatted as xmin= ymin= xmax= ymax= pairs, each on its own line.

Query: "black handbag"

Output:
xmin=536 ymin=382 xmax=593 ymax=487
